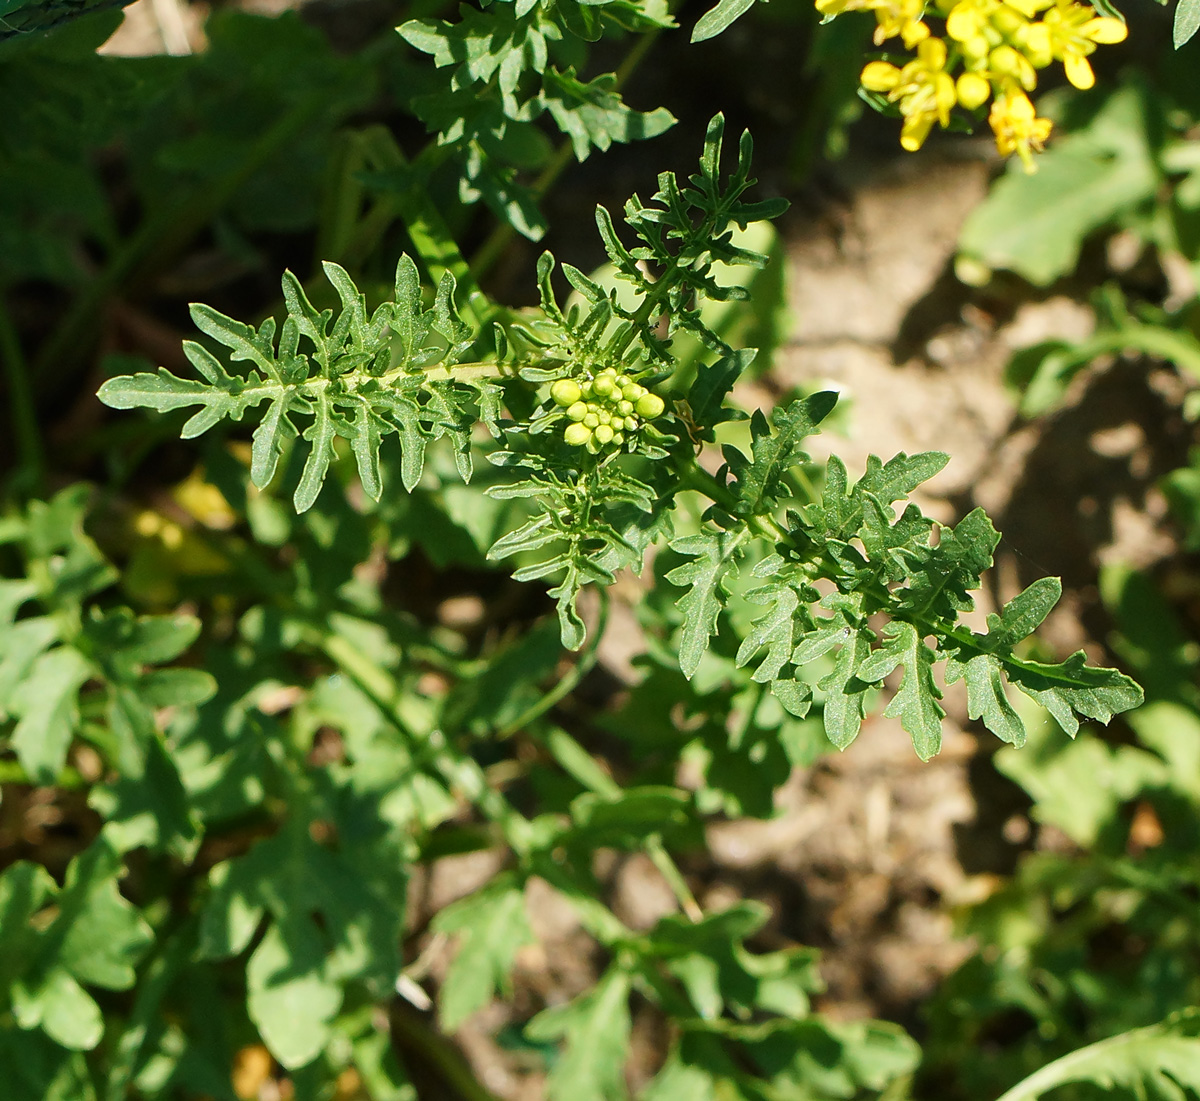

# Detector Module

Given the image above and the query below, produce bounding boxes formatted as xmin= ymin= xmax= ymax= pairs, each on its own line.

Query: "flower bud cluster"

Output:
xmin=820 ymin=0 xmax=1126 ymax=170
xmin=549 ymin=369 xmax=666 ymax=452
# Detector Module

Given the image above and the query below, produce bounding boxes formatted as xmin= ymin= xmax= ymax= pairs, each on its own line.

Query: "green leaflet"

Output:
xmin=432 ymin=877 xmax=534 ymax=1030
xmin=1 ymin=841 xmax=152 ymax=1051
xmin=667 ymin=530 xmax=745 ymax=678
xmin=996 ymin=1008 xmax=1200 ymax=1101
xmin=1178 ymin=0 xmax=1200 ymax=47
xmin=691 ymin=0 xmax=759 ymax=42
xmin=526 ymin=967 xmax=633 ymax=1101
xmin=736 ymin=581 xmax=801 ymax=683
xmin=721 ymin=393 xmax=837 ymax=518
xmin=857 ymin=621 xmax=945 ymax=760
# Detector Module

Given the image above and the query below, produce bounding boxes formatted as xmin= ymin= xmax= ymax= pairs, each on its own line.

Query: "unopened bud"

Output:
xmin=635 ymin=393 xmax=665 ymax=418
xmin=551 ymin=379 xmax=582 ymax=407
xmin=564 ymin=423 xmax=592 ymax=446
xmin=956 ymin=71 xmax=992 ymax=110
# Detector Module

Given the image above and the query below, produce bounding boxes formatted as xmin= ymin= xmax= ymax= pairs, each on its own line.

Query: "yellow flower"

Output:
xmin=989 ymin=90 xmax=1052 ymax=170
xmin=1003 ymin=0 xmax=1052 ymax=16
xmin=871 ymin=0 xmax=933 ymax=45
xmin=1031 ymin=0 xmax=1127 ymax=88
xmin=862 ymin=37 xmax=958 ymax=151
xmin=819 ymin=0 xmax=930 ymax=45
xmin=945 ymin=0 xmax=1000 ymax=43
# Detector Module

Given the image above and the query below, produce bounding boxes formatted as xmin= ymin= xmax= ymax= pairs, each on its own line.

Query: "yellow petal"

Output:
xmin=945 ymin=3 xmax=979 ymax=40
xmin=861 ymin=60 xmax=902 ymax=91
xmin=918 ymin=35 xmax=949 ymax=67
xmin=1005 ymin=0 xmax=1050 ymax=16
xmin=935 ymin=72 xmax=958 ymax=122
xmin=900 ymin=113 xmax=935 ymax=151
xmin=1064 ymin=51 xmax=1095 ymax=88
xmin=902 ymin=19 xmax=931 ymax=45
xmin=1084 ymin=15 xmax=1127 ymax=42
xmin=1008 ymin=91 xmax=1036 ymax=121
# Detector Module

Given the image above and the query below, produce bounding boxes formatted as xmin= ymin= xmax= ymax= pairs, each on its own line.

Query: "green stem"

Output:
xmin=543 ymin=723 xmax=703 ymax=923
xmin=496 ymin=590 xmax=609 ymax=738
xmin=0 ymin=294 xmax=44 ymax=494
xmin=354 ymin=128 xmax=492 ymax=329
xmin=469 ymin=14 xmax=675 ymax=282
xmin=390 ymin=1002 xmax=506 ymax=1101
xmin=647 ymin=838 xmax=703 ymax=922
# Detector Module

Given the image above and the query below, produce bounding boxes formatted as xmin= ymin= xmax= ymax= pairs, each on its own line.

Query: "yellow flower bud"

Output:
xmin=564 ymin=423 xmax=592 ymax=446
xmin=567 ymin=401 xmax=588 ymax=421
xmin=594 ymin=424 xmax=614 ymax=445
xmin=956 ymin=71 xmax=992 ymax=109
xmin=991 ymin=4 xmax=1028 ymax=35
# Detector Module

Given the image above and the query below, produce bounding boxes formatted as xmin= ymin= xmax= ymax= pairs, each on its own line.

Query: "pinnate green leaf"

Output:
xmin=526 ymin=967 xmax=632 ymax=1101
xmin=996 ymin=1007 xmax=1200 ymax=1101
xmin=667 ymin=530 xmax=744 ymax=678
xmin=433 ymin=877 xmax=533 ymax=1030
xmin=858 ymin=621 xmax=945 ymax=760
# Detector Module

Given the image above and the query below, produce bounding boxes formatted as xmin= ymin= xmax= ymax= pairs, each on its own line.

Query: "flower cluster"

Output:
xmin=549 ymin=370 xmax=666 ymax=452
xmin=822 ymin=0 xmax=1126 ymax=169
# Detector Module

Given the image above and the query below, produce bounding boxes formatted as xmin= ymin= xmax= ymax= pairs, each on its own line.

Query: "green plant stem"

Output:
xmin=355 ymin=128 xmax=493 ymax=329
xmin=34 ymin=89 xmax=331 ymax=389
xmin=542 ymin=723 xmax=703 ymax=923
xmin=0 ymin=294 xmax=44 ymax=494
xmin=469 ymin=16 xmax=673 ymax=283
xmin=647 ymin=838 xmax=703 ymax=922
xmin=496 ymin=589 xmax=609 ymax=738
xmin=390 ymin=1001 xmax=505 ymax=1101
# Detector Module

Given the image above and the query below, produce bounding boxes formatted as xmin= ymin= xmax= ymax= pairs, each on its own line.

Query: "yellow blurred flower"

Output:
xmin=817 ymin=0 xmax=930 ymax=45
xmin=832 ymin=0 xmax=1122 ymax=169
xmin=989 ymin=90 xmax=1053 ymax=170
xmin=861 ymin=37 xmax=958 ymax=151
xmin=1031 ymin=0 xmax=1126 ymax=88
